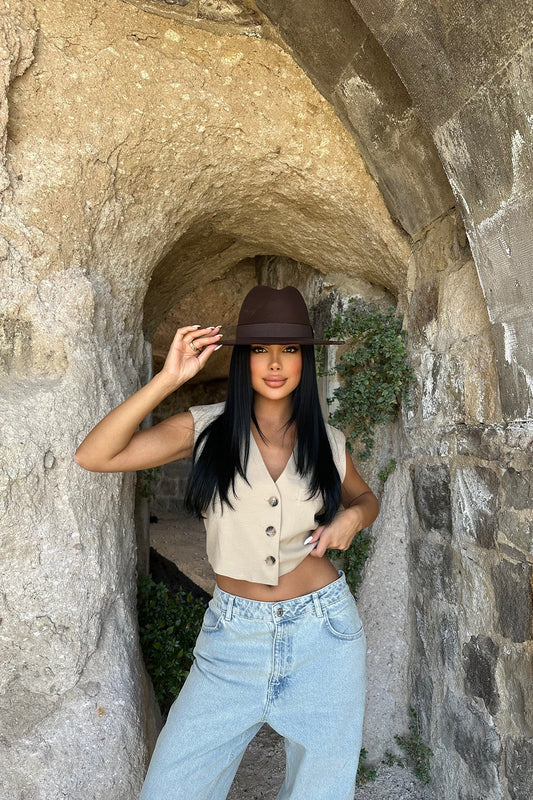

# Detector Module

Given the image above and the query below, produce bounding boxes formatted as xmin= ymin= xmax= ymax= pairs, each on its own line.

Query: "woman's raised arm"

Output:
xmin=74 ymin=324 xmax=222 ymax=472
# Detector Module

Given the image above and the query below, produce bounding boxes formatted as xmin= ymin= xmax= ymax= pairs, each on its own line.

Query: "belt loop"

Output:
xmin=224 ymin=595 xmax=235 ymax=621
xmin=312 ymin=592 xmax=323 ymax=618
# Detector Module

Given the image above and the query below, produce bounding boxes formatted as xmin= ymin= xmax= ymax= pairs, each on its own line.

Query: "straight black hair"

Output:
xmin=184 ymin=345 xmax=342 ymax=523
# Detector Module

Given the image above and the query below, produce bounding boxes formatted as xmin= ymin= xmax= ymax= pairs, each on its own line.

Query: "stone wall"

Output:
xmin=402 ymin=209 xmax=533 ymax=799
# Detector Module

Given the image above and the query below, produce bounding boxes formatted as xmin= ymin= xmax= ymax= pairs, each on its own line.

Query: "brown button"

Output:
xmin=265 ymin=526 xmax=276 ymax=537
xmin=268 ymin=496 xmax=279 ymax=507
xmin=265 ymin=556 xmax=276 ymax=566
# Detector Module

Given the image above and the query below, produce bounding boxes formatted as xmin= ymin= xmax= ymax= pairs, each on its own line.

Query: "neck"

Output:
xmin=253 ymin=395 xmax=293 ymax=428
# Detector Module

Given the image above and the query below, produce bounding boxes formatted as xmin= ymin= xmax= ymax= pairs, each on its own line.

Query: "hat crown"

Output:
xmin=237 ymin=286 xmax=311 ymax=327
xmin=219 ymin=285 xmax=343 ymax=345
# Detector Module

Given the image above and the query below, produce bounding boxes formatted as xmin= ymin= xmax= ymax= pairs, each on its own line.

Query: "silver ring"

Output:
xmin=189 ymin=339 xmax=201 ymax=353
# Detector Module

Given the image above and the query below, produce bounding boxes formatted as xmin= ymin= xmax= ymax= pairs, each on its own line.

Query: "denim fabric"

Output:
xmin=139 ymin=572 xmax=366 ymax=800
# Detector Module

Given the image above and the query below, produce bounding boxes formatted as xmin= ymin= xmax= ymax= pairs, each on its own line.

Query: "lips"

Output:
xmin=263 ymin=378 xmax=287 ymax=388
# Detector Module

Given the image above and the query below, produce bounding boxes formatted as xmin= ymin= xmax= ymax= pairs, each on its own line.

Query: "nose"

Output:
xmin=268 ymin=355 xmax=281 ymax=370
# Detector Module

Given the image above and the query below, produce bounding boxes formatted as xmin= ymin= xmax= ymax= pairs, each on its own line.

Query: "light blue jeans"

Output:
xmin=139 ymin=572 xmax=366 ymax=800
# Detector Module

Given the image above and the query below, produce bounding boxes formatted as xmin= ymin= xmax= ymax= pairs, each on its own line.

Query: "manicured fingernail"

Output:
xmin=304 ymin=535 xmax=314 ymax=545
xmin=192 ymin=324 xmax=201 ymax=328
xmin=214 ymin=344 xmax=223 ymax=351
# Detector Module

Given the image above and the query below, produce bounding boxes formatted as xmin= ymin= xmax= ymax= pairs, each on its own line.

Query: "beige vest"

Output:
xmin=189 ymin=403 xmax=347 ymax=586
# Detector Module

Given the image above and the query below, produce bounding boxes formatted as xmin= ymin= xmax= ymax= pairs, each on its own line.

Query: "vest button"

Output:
xmin=265 ymin=526 xmax=276 ymax=537
xmin=268 ymin=496 xmax=279 ymax=507
xmin=265 ymin=556 xmax=276 ymax=566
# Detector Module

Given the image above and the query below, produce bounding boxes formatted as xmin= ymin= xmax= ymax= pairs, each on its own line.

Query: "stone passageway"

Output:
xmin=150 ymin=515 xmax=437 ymax=800
xmin=3 ymin=1 xmax=533 ymax=798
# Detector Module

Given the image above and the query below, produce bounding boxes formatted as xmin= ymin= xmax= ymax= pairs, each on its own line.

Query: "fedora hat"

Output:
xmin=220 ymin=285 xmax=344 ymax=346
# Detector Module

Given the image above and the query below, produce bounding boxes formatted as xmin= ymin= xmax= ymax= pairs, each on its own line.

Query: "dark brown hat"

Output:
xmin=220 ymin=285 xmax=344 ymax=345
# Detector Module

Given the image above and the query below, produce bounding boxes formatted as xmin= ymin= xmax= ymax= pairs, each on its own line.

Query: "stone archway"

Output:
xmin=2 ymin=2 xmax=532 ymax=800
xmin=1 ymin=2 xmax=407 ymax=798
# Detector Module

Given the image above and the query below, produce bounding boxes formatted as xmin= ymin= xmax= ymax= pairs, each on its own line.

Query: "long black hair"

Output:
xmin=184 ymin=345 xmax=342 ymax=523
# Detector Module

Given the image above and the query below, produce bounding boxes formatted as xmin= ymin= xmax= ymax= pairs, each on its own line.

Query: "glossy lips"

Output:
xmin=263 ymin=377 xmax=287 ymax=388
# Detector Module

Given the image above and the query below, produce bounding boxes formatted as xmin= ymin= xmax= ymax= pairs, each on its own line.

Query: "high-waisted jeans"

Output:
xmin=139 ymin=572 xmax=366 ymax=800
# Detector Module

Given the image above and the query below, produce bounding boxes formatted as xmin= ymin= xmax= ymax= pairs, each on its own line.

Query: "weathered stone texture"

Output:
xmin=256 ymin=0 xmax=454 ymax=236
xmin=357 ymin=466 xmax=411 ymax=759
xmin=352 ymin=0 xmax=533 ymax=418
xmin=406 ymin=418 xmax=533 ymax=800
xmin=452 ymin=466 xmax=500 ymax=549
xmin=402 ymin=205 xmax=531 ymax=798
xmin=0 ymin=1 xmax=37 ymax=196
xmin=444 ymin=692 xmax=502 ymax=797
xmin=411 ymin=464 xmax=452 ymax=539
xmin=462 ymin=635 xmax=500 ymax=716
xmin=505 ymin=737 xmax=533 ymax=800
xmin=353 ymin=0 xmax=533 ymax=130
xmin=502 ymin=467 xmax=533 ymax=511
xmin=492 ymin=560 xmax=533 ymax=643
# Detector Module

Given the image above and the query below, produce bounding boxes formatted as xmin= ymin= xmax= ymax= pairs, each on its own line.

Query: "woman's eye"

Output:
xmin=284 ymin=346 xmax=299 ymax=353
xmin=251 ymin=346 xmax=267 ymax=353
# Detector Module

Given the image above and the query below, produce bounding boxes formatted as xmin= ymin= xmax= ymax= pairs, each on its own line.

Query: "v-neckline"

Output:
xmin=250 ymin=429 xmax=296 ymax=485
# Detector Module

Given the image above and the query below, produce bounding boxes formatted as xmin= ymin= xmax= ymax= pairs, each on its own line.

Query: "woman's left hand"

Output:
xmin=307 ymin=504 xmax=367 ymax=558
xmin=307 ymin=448 xmax=380 ymax=558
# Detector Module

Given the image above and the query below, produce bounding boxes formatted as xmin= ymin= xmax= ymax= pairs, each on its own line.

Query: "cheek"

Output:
xmin=249 ymin=355 xmax=262 ymax=385
xmin=291 ymin=355 xmax=303 ymax=381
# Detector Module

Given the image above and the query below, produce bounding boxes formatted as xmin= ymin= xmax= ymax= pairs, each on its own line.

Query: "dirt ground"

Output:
xmin=150 ymin=515 xmax=437 ymax=800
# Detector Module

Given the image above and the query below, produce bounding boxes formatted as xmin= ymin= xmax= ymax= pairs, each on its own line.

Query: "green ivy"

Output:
xmin=378 ymin=457 xmax=397 ymax=484
xmin=356 ymin=748 xmax=377 ymax=785
xmin=137 ymin=467 xmax=161 ymax=502
xmin=137 ymin=576 xmax=208 ymax=716
xmin=323 ymin=301 xmax=414 ymax=597
xmin=327 ymin=530 xmax=373 ymax=599
xmin=324 ymin=300 xmax=414 ymax=461
xmin=384 ymin=707 xmax=433 ymax=784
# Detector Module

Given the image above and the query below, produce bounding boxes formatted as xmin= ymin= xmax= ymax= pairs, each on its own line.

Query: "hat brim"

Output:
xmin=220 ymin=338 xmax=344 ymax=346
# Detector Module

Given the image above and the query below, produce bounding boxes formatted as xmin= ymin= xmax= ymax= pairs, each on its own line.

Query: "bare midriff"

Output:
xmin=216 ymin=552 xmax=340 ymax=602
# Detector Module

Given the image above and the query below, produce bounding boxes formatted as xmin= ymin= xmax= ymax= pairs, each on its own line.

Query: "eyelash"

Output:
xmin=251 ymin=346 xmax=300 ymax=354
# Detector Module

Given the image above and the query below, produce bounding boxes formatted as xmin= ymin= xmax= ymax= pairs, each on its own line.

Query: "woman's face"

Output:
xmin=250 ymin=344 xmax=303 ymax=400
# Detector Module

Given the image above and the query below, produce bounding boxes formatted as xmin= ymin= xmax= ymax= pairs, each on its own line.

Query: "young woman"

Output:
xmin=75 ymin=285 xmax=379 ymax=800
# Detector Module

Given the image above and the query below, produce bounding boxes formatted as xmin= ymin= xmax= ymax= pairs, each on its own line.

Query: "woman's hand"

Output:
xmin=306 ymin=448 xmax=380 ymax=558
xmin=160 ymin=324 xmax=223 ymax=387
xmin=75 ymin=323 xmax=223 ymax=472
xmin=307 ymin=502 xmax=370 ymax=558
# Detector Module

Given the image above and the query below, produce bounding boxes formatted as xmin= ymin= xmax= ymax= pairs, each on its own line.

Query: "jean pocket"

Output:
xmin=201 ymin=604 xmax=224 ymax=633
xmin=323 ymin=597 xmax=364 ymax=641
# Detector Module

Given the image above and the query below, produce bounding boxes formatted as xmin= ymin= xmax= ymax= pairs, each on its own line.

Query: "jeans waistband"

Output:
xmin=211 ymin=571 xmax=352 ymax=622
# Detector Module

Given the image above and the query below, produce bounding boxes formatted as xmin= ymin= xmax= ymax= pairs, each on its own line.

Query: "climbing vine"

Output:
xmin=324 ymin=299 xmax=414 ymax=461
xmin=324 ymin=300 xmax=414 ymax=598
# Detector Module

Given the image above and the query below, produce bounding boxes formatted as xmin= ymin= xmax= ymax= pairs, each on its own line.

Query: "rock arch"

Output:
xmin=1 ymin=2 xmax=532 ymax=799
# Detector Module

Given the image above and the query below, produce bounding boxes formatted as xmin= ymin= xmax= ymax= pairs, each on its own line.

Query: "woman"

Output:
xmin=75 ymin=285 xmax=379 ymax=800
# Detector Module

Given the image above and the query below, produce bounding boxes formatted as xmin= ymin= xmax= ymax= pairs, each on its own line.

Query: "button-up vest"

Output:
xmin=189 ymin=403 xmax=347 ymax=586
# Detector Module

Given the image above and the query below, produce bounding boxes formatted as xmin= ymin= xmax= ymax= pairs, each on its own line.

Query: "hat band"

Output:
xmin=235 ymin=322 xmax=313 ymax=340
